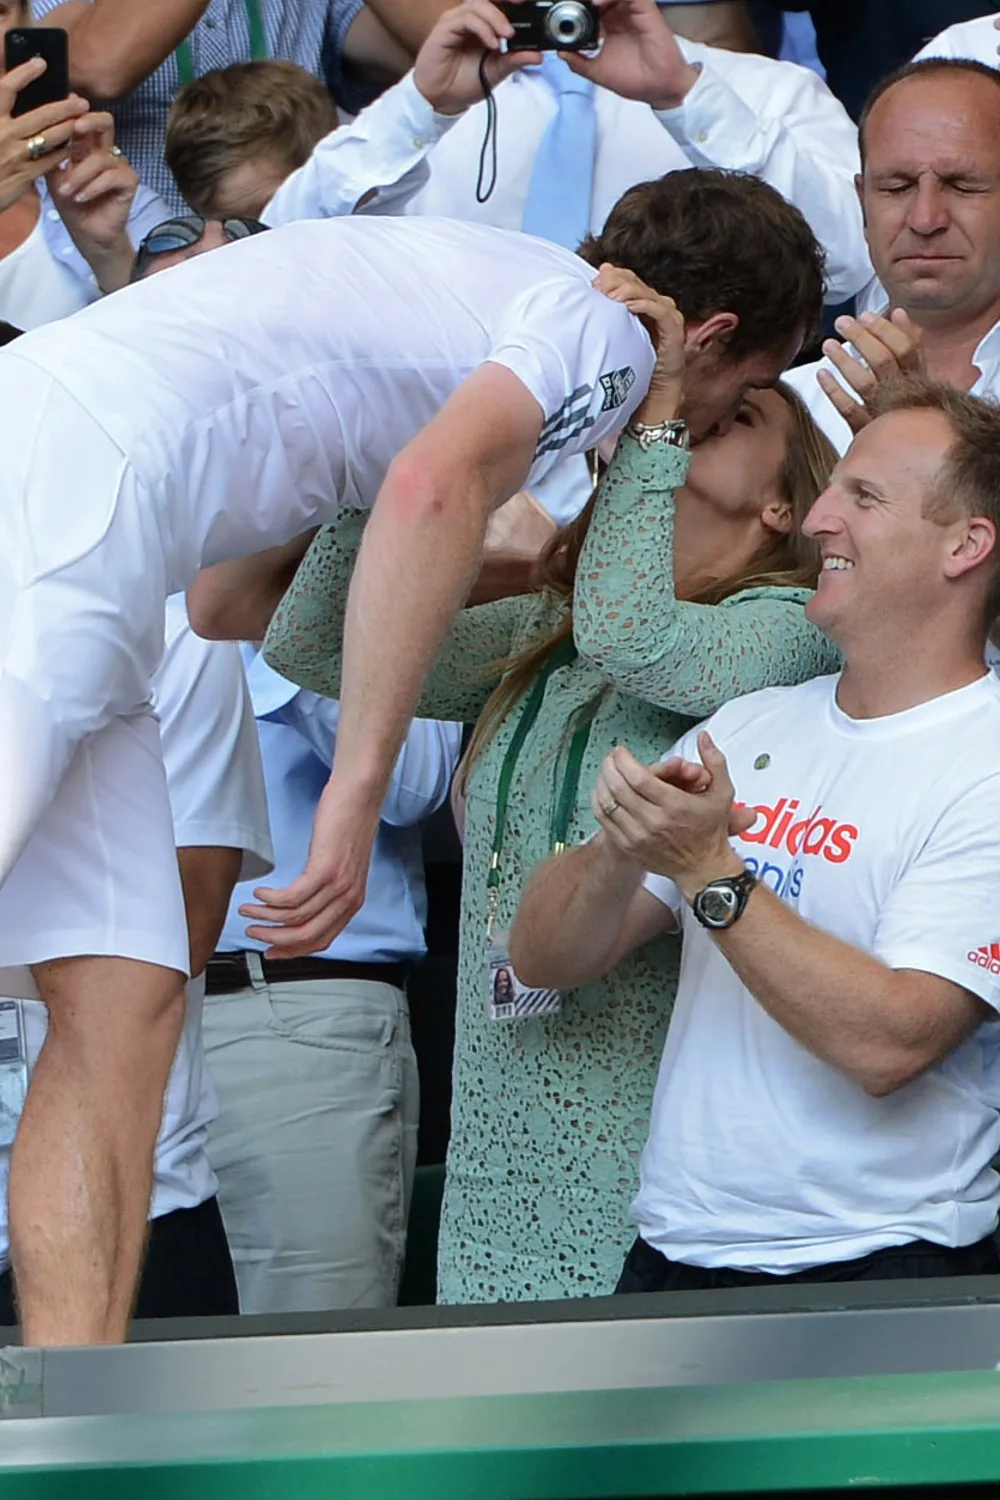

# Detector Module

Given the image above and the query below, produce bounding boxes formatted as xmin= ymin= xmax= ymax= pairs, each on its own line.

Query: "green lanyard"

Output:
xmin=175 ymin=0 xmax=268 ymax=87
xmin=487 ymin=636 xmax=594 ymax=935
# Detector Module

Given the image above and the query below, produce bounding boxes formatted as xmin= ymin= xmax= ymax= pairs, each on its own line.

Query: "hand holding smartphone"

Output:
xmin=4 ymin=27 xmax=69 ymax=116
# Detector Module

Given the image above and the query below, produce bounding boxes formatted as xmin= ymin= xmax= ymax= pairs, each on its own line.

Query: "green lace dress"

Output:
xmin=264 ymin=432 xmax=841 ymax=1304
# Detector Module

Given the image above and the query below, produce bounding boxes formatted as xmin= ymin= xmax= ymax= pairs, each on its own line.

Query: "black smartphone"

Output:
xmin=4 ymin=27 xmax=70 ymax=117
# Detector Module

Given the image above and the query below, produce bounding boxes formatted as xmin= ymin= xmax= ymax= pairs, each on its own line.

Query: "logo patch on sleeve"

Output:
xmin=599 ymin=366 xmax=636 ymax=411
xmin=968 ymin=943 xmax=1000 ymax=976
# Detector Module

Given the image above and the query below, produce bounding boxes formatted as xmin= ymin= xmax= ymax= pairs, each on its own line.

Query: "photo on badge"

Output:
xmin=486 ymin=935 xmax=561 ymax=1022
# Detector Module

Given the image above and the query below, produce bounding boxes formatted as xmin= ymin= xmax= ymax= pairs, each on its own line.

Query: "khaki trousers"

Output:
xmin=203 ymin=961 xmax=419 ymax=1314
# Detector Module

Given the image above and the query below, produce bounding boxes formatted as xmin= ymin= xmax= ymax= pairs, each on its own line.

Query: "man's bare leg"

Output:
xmin=9 ymin=956 xmax=185 ymax=1346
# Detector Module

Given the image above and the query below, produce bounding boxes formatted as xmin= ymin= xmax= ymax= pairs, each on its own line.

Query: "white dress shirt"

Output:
xmin=219 ymin=651 xmax=462 ymax=965
xmin=0 ymin=598 xmax=273 ymax=1270
xmin=264 ymin=71 xmax=458 ymax=225
xmin=0 ymin=181 xmax=170 ymax=332
xmin=784 ymin=310 xmax=1000 ymax=453
xmin=400 ymin=40 xmax=870 ymax=306
xmin=915 ymin=14 xmax=1000 ymax=64
xmin=263 ymin=44 xmax=869 ymax=304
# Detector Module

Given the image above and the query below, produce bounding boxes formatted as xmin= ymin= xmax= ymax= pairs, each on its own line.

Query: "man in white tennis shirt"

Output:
xmin=0 ymin=162 xmax=822 ymax=1342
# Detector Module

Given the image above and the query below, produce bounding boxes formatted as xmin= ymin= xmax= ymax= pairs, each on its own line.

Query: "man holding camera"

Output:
xmin=398 ymin=0 xmax=868 ymax=302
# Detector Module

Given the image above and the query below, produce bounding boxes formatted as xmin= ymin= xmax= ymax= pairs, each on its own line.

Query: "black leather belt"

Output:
xmin=205 ymin=953 xmax=410 ymax=995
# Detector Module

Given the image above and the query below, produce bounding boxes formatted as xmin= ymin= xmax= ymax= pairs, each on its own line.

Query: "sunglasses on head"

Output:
xmin=130 ymin=214 xmax=269 ymax=282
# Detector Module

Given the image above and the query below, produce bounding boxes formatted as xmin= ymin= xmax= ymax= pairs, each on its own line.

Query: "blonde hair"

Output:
xmin=462 ymin=381 xmax=835 ymax=785
xmin=166 ymin=61 xmax=336 ymax=215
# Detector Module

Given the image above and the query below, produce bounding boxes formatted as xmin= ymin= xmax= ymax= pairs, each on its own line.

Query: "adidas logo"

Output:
xmin=968 ymin=943 xmax=1000 ymax=976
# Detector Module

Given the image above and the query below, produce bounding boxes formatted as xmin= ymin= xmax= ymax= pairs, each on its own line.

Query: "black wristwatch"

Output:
xmin=692 ymin=870 xmax=757 ymax=930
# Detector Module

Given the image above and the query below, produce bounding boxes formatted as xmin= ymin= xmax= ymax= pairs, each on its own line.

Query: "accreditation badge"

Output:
xmin=486 ymin=931 xmax=562 ymax=1022
xmin=0 ymin=1001 xmax=28 ymax=1148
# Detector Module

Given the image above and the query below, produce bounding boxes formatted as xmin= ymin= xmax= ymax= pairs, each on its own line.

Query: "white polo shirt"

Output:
xmin=5 ymin=217 xmax=654 ymax=583
xmin=638 ymin=671 xmax=1000 ymax=1274
xmin=0 ymin=598 xmax=272 ymax=1269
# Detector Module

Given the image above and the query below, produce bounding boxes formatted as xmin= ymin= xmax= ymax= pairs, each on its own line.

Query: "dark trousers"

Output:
xmin=616 ymin=1231 xmax=1000 ymax=1294
xmin=0 ymin=1195 xmax=239 ymax=1328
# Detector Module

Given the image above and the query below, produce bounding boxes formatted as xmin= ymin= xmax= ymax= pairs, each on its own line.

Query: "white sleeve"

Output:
xmin=654 ymin=51 xmax=871 ymax=305
xmin=642 ymin=870 xmax=684 ymax=919
xmin=262 ymin=72 xmax=460 ymax=226
xmin=486 ymin=278 xmax=655 ymax=488
xmin=873 ymin=774 xmax=1000 ymax=1014
xmin=781 ymin=358 xmax=853 ymax=455
xmin=153 ymin=600 xmax=273 ymax=880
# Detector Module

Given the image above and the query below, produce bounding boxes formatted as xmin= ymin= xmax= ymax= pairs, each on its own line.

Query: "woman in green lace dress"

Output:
xmin=264 ymin=282 xmax=842 ymax=1305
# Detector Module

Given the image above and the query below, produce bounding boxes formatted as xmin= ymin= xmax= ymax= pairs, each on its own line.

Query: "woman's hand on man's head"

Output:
xmin=593 ymin=262 xmax=685 ymax=422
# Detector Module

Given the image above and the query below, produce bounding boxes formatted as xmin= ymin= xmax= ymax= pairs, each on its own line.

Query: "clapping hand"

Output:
xmin=817 ymin=308 xmax=926 ymax=434
xmin=591 ymin=738 xmax=755 ymax=887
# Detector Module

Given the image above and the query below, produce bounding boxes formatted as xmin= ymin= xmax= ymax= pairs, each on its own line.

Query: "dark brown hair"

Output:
xmin=867 ymin=376 xmax=1000 ymax=620
xmin=578 ymin=168 xmax=826 ymax=357
xmin=858 ymin=57 xmax=1000 ymax=169
xmin=166 ymin=61 xmax=336 ymax=215
xmin=462 ymin=381 xmax=834 ymax=785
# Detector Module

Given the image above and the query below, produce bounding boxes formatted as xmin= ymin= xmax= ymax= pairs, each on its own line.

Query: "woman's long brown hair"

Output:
xmin=461 ymin=381 xmax=837 ymax=787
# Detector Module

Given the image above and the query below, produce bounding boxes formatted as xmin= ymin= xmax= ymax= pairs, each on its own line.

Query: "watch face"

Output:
xmin=700 ymin=887 xmax=737 ymax=926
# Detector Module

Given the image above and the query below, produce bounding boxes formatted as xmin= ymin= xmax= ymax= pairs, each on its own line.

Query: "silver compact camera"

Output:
xmin=498 ymin=1 xmax=601 ymax=51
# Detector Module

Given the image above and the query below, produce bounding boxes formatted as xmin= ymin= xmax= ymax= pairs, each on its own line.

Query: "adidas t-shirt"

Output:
xmin=639 ymin=671 xmax=1000 ymax=1273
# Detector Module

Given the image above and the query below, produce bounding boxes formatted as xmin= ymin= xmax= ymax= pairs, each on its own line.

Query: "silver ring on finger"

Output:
xmin=601 ymin=798 xmax=620 ymax=818
xmin=25 ymin=134 xmax=48 ymax=161
xmin=109 ymin=144 xmax=123 ymax=157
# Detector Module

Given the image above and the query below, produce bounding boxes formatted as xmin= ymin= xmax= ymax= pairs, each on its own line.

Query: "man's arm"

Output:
xmin=697 ymin=875 xmax=991 ymax=1099
xmin=511 ymin=835 xmax=676 ymax=988
xmin=42 ymin=0 xmax=210 ymax=100
xmin=178 ymin=846 xmax=243 ymax=977
xmin=186 ymin=530 xmax=319 ymax=645
xmin=238 ymin=363 xmax=546 ymax=957
xmin=363 ymin=0 xmax=455 ymax=56
xmin=659 ymin=2 xmax=759 ymax=51
xmin=263 ymin=2 xmax=536 ymax=227
xmin=590 ymin=737 xmax=994 ymax=1098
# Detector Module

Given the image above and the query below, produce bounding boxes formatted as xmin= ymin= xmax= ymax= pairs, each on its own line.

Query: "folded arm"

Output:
xmin=44 ymin=0 xmax=210 ymax=99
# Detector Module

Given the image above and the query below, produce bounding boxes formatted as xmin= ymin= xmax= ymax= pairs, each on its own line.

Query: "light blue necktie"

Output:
xmin=521 ymin=55 xmax=597 ymax=251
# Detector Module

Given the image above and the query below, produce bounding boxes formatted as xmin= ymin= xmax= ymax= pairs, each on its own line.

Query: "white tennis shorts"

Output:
xmin=0 ymin=362 xmax=187 ymax=992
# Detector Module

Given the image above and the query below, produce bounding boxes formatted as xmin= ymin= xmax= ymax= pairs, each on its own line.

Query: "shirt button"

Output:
xmin=697 ymin=130 xmax=709 ymax=143
xmin=47 ymin=209 xmax=59 ymax=220
xmin=413 ymin=136 xmax=426 ymax=148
